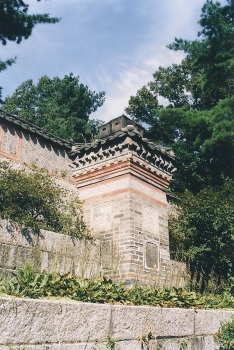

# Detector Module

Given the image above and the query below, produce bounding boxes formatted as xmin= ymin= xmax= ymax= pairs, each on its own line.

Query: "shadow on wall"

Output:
xmin=0 ymin=220 xmax=101 ymax=280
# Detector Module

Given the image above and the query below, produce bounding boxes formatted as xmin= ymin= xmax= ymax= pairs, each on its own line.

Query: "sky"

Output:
xmin=0 ymin=0 xmax=226 ymax=122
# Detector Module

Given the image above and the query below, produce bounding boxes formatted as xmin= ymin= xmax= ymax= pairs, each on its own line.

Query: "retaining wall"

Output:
xmin=0 ymin=297 xmax=233 ymax=350
xmin=0 ymin=220 xmax=101 ymax=279
xmin=0 ymin=220 xmax=187 ymax=286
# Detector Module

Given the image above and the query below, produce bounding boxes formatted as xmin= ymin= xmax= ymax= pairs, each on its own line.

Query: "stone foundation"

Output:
xmin=0 ymin=297 xmax=233 ymax=350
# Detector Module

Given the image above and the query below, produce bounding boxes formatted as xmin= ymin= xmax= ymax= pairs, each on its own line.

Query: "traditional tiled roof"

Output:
xmin=71 ymin=126 xmax=176 ymax=177
xmin=0 ymin=109 xmax=72 ymax=150
xmin=71 ymin=128 xmax=175 ymax=160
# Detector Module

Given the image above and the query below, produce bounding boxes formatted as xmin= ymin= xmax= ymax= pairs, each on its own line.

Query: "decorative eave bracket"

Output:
xmin=70 ymin=128 xmax=177 ymax=191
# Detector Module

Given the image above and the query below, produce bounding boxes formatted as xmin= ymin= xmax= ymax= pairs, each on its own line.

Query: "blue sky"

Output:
xmin=0 ymin=0 xmax=226 ymax=122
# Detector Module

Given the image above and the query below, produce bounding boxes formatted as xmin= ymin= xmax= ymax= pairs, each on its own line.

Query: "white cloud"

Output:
xmin=91 ymin=47 xmax=186 ymax=122
xmin=89 ymin=0 xmax=207 ymax=122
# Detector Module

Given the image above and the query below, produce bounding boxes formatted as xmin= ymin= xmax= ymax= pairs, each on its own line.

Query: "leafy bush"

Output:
xmin=0 ymin=264 xmax=127 ymax=303
xmin=169 ymin=178 xmax=234 ymax=292
xmin=218 ymin=317 xmax=234 ymax=350
xmin=0 ymin=162 xmax=90 ymax=239
xmin=1 ymin=265 xmax=233 ymax=309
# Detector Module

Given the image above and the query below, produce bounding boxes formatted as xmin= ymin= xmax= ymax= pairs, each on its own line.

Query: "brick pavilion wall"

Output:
xmin=80 ymin=175 xmax=179 ymax=286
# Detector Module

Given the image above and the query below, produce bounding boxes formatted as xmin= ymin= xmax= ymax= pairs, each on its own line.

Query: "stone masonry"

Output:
xmin=71 ymin=116 xmax=177 ymax=285
xmin=0 ymin=297 xmax=233 ymax=349
xmin=0 ymin=220 xmax=101 ymax=279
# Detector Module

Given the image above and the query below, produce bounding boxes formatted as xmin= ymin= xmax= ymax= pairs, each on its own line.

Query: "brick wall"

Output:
xmin=80 ymin=174 xmax=173 ymax=286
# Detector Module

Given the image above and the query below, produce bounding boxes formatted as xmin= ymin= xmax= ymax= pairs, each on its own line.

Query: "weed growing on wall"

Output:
xmin=106 ymin=338 xmax=117 ymax=350
xmin=0 ymin=161 xmax=90 ymax=239
xmin=1 ymin=265 xmax=233 ymax=309
xmin=217 ymin=317 xmax=234 ymax=350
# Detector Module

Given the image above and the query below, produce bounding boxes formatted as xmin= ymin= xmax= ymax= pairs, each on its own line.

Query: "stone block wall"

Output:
xmin=0 ymin=220 xmax=101 ymax=279
xmin=0 ymin=219 xmax=187 ymax=287
xmin=0 ymin=297 xmax=233 ymax=349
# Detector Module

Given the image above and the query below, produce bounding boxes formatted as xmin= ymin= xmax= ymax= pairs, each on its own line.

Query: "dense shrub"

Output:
xmin=0 ymin=162 xmax=90 ymax=239
xmin=169 ymin=178 xmax=234 ymax=292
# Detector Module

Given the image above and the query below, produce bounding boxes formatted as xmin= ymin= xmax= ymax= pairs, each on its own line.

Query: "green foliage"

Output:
xmin=144 ymin=98 xmax=233 ymax=192
xmin=125 ymin=85 xmax=159 ymax=124
xmin=128 ymin=285 xmax=203 ymax=308
xmin=151 ymin=60 xmax=202 ymax=110
xmin=1 ymin=265 xmax=233 ymax=309
xmin=3 ymin=74 xmax=105 ymax=143
xmin=0 ymin=264 xmax=127 ymax=302
xmin=179 ymin=340 xmax=188 ymax=350
xmin=169 ymin=178 xmax=234 ymax=291
xmin=0 ymin=162 xmax=90 ymax=239
xmin=128 ymin=7 xmax=234 ymax=289
xmin=0 ymin=57 xmax=15 ymax=74
xmin=126 ymin=0 xmax=233 ymax=115
xmin=0 ymin=0 xmax=59 ymax=46
xmin=106 ymin=338 xmax=117 ymax=350
xmin=125 ymin=0 xmax=234 ymax=193
xmin=0 ymin=57 xmax=16 ymax=102
xmin=167 ymin=0 xmax=234 ymax=110
xmin=218 ymin=317 xmax=234 ymax=350
xmin=0 ymin=1 xmax=59 ymax=99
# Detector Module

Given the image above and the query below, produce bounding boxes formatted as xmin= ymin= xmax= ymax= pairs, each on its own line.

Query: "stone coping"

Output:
xmin=0 ymin=296 xmax=233 ymax=346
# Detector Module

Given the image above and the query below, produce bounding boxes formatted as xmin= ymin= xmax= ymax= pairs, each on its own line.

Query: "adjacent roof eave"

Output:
xmin=0 ymin=109 xmax=73 ymax=150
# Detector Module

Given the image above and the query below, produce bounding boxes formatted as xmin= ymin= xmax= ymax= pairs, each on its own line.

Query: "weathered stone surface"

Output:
xmin=195 ymin=309 xmax=234 ymax=335
xmin=156 ymin=336 xmax=219 ymax=350
xmin=111 ymin=305 xmax=161 ymax=340
xmin=116 ymin=340 xmax=140 ymax=350
xmin=0 ymin=345 xmax=96 ymax=350
xmin=0 ymin=342 xmax=141 ymax=350
xmin=142 ymin=205 xmax=159 ymax=237
xmin=145 ymin=241 xmax=159 ymax=269
xmin=156 ymin=337 xmax=189 ymax=350
xmin=158 ymin=308 xmax=194 ymax=337
xmin=91 ymin=203 xmax=113 ymax=231
xmin=0 ymin=109 xmax=73 ymax=181
xmin=0 ymin=298 xmax=233 ymax=350
xmin=80 ymin=183 xmax=174 ymax=285
xmin=0 ymin=222 xmax=101 ymax=279
xmin=0 ymin=298 xmax=111 ymax=344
